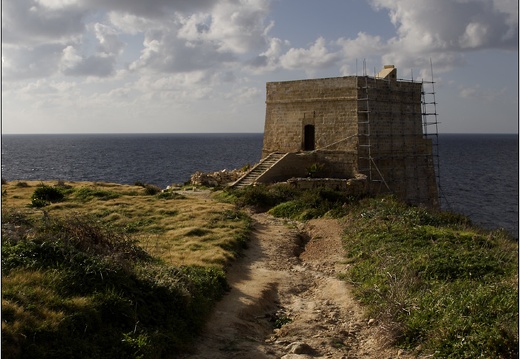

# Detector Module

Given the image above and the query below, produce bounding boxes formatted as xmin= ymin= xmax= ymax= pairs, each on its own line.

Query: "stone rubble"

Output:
xmin=189 ymin=168 xmax=248 ymax=187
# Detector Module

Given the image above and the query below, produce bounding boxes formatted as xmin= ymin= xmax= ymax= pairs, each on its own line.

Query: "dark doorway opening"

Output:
xmin=304 ymin=125 xmax=315 ymax=151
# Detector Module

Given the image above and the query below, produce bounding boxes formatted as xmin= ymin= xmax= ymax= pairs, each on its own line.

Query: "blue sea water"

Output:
xmin=436 ymin=134 xmax=518 ymax=238
xmin=1 ymin=133 xmax=518 ymax=237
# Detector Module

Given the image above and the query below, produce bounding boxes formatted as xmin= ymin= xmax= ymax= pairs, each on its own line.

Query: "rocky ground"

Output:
xmin=180 ymin=210 xmax=417 ymax=359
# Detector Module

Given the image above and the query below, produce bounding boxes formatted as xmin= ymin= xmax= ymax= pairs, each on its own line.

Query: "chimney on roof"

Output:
xmin=376 ymin=65 xmax=397 ymax=80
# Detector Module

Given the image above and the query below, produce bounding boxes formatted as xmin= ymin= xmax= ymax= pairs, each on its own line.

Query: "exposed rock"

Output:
xmin=281 ymin=354 xmax=313 ymax=359
xmin=190 ymin=168 xmax=247 ymax=187
xmin=285 ymin=341 xmax=314 ymax=354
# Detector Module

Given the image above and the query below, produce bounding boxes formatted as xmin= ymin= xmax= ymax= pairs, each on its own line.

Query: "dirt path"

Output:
xmin=181 ymin=211 xmax=414 ymax=359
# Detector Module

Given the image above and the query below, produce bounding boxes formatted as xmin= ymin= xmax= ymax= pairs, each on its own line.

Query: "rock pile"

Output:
xmin=190 ymin=168 xmax=247 ymax=187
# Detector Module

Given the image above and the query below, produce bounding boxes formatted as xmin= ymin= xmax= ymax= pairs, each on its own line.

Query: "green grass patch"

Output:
xmin=230 ymin=184 xmax=358 ymax=219
xmin=1 ymin=211 xmax=229 ymax=359
xmin=1 ymin=181 xmax=252 ymax=358
xmin=74 ymin=187 xmax=122 ymax=202
xmin=341 ymin=196 xmax=518 ymax=358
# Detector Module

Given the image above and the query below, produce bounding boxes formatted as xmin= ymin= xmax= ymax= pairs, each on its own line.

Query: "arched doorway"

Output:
xmin=304 ymin=125 xmax=315 ymax=151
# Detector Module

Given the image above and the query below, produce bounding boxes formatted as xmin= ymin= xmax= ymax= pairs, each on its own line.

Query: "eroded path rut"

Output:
xmin=181 ymin=212 xmax=413 ymax=359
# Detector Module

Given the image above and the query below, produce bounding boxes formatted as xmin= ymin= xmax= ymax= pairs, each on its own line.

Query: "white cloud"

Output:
xmin=94 ymin=23 xmax=125 ymax=56
xmin=56 ymin=24 xmax=123 ymax=77
xmin=369 ymin=0 xmax=517 ymax=57
xmin=458 ymin=83 xmax=511 ymax=103
xmin=2 ymin=0 xmax=517 ymax=134
xmin=2 ymin=43 xmax=64 ymax=80
xmin=279 ymin=37 xmax=340 ymax=74
xmin=245 ymin=37 xmax=289 ymax=73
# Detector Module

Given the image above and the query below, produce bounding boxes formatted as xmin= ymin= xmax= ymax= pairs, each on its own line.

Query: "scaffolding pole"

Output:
xmin=421 ymin=59 xmax=447 ymax=208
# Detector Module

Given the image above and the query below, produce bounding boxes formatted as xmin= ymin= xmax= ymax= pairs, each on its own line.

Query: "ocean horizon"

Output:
xmin=2 ymin=132 xmax=518 ymax=237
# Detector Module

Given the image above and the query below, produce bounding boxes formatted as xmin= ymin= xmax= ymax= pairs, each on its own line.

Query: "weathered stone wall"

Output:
xmin=287 ymin=174 xmax=367 ymax=196
xmin=263 ymin=77 xmax=359 ymax=159
xmin=255 ymin=151 xmax=357 ymax=184
xmin=356 ymin=77 xmax=438 ymax=206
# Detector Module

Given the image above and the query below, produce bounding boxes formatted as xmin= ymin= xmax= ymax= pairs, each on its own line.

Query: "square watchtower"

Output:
xmin=237 ymin=66 xmax=438 ymax=207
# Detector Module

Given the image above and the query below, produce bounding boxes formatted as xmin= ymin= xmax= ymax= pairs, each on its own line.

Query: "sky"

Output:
xmin=2 ymin=0 xmax=518 ymax=134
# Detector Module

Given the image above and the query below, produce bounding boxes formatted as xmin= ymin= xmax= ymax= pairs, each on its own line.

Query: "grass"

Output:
xmin=229 ymin=185 xmax=518 ymax=358
xmin=1 ymin=180 xmax=251 ymax=358
xmin=3 ymin=181 xmax=517 ymax=358
xmin=339 ymin=196 xmax=518 ymax=358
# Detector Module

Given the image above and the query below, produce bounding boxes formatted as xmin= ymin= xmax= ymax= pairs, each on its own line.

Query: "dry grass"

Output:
xmin=1 ymin=180 xmax=250 ymax=268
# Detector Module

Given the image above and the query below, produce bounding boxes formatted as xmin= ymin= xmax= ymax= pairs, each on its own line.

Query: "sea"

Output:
xmin=1 ymin=133 xmax=518 ymax=238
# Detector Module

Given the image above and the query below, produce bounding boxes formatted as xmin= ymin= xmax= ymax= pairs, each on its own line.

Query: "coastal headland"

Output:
xmin=2 ymin=180 xmax=518 ymax=358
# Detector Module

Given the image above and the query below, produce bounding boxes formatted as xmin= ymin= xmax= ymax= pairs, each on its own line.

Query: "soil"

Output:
xmin=180 ymin=208 xmax=417 ymax=359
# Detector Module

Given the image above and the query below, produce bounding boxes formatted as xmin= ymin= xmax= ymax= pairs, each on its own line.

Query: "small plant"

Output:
xmin=273 ymin=314 xmax=292 ymax=329
xmin=143 ymin=184 xmax=161 ymax=196
xmin=15 ymin=182 xmax=29 ymax=188
xmin=31 ymin=198 xmax=50 ymax=208
xmin=240 ymin=163 xmax=252 ymax=172
xmin=31 ymin=185 xmax=64 ymax=207
xmin=306 ymin=162 xmax=325 ymax=178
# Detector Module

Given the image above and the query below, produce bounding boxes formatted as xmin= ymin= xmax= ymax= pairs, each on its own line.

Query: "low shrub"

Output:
xmin=30 ymin=185 xmax=65 ymax=207
xmin=143 ymin=184 xmax=161 ymax=196
xmin=230 ymin=183 xmax=298 ymax=211
xmin=232 ymin=184 xmax=358 ymax=219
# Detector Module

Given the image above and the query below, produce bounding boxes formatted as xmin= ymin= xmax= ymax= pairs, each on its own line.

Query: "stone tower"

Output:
xmin=234 ymin=66 xmax=438 ymax=207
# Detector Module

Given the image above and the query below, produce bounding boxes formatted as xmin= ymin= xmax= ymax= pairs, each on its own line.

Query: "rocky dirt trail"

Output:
xmin=181 ymin=210 xmax=415 ymax=359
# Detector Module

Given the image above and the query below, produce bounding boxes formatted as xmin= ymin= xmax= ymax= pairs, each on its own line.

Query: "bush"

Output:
xmin=231 ymin=184 xmax=298 ymax=211
xmin=31 ymin=197 xmax=50 ymax=208
xmin=31 ymin=185 xmax=64 ymax=207
xmin=143 ymin=184 xmax=161 ymax=196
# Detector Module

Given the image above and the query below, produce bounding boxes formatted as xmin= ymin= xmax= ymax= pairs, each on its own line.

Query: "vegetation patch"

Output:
xmin=30 ymin=184 xmax=65 ymax=207
xmin=340 ymin=196 xmax=518 ymax=358
xmin=231 ymin=184 xmax=518 ymax=357
xmin=230 ymin=184 xmax=357 ymax=219
xmin=1 ymin=210 xmax=229 ymax=359
xmin=74 ymin=187 xmax=122 ymax=202
xmin=1 ymin=180 xmax=252 ymax=358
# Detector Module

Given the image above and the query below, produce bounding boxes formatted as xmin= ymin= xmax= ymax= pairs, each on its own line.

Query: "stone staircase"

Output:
xmin=231 ymin=152 xmax=287 ymax=189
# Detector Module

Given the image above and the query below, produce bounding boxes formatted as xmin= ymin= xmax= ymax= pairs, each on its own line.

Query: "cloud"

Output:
xmin=94 ymin=23 xmax=125 ymax=55
xmin=371 ymin=0 xmax=517 ymax=50
xmin=2 ymin=0 xmax=517 ymax=134
xmin=245 ymin=37 xmax=289 ymax=73
xmin=458 ymin=83 xmax=511 ymax=103
xmin=56 ymin=23 xmax=124 ymax=77
xmin=279 ymin=37 xmax=340 ymax=74
xmin=83 ymin=0 xmax=215 ymax=19
xmin=3 ymin=0 xmax=273 ymax=81
xmin=2 ymin=43 xmax=64 ymax=80
xmin=2 ymin=0 xmax=87 ymax=45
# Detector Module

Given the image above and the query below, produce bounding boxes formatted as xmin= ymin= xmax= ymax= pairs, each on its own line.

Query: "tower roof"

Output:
xmin=376 ymin=65 xmax=397 ymax=80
